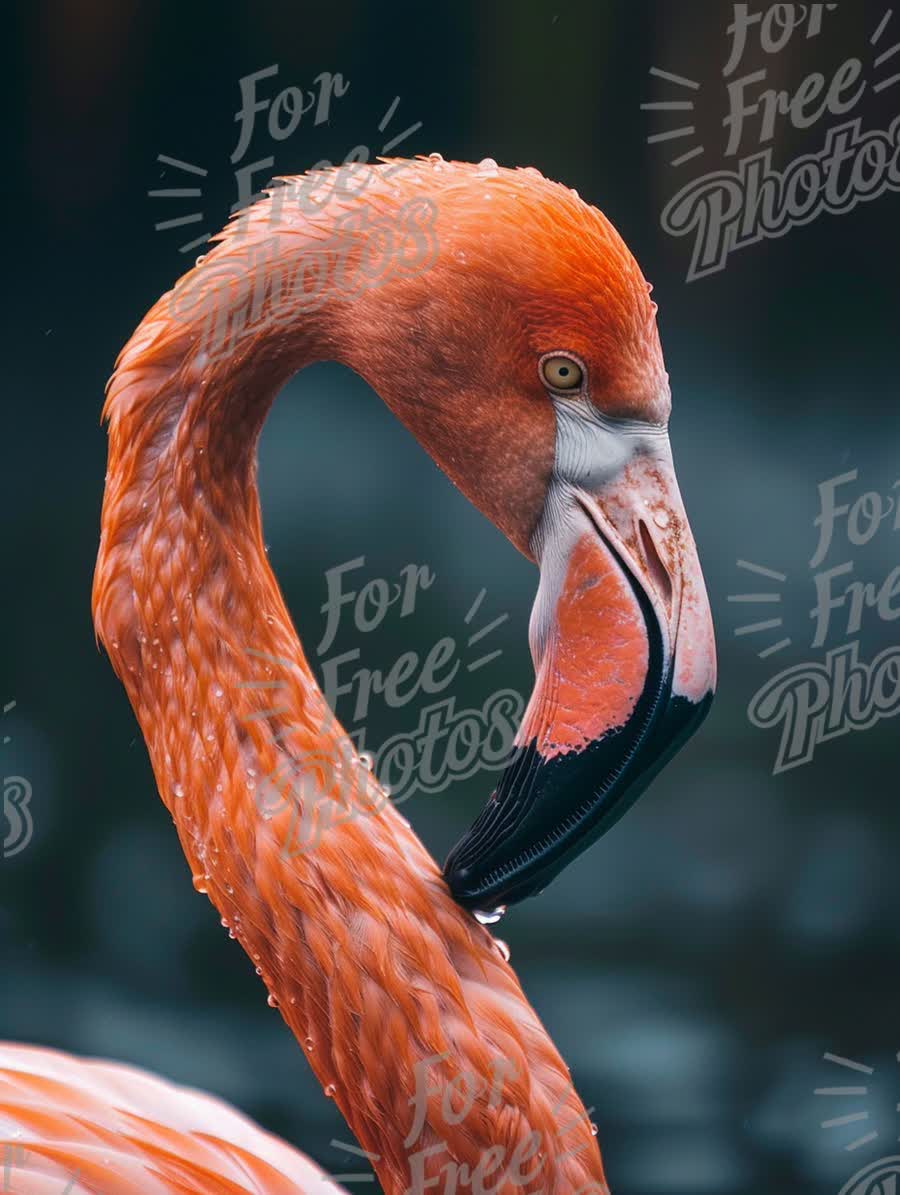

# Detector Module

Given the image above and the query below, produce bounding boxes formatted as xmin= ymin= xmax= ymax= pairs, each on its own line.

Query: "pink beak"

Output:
xmin=445 ymin=424 xmax=716 ymax=912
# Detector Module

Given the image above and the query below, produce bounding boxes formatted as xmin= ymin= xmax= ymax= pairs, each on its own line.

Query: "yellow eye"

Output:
xmin=540 ymin=355 xmax=584 ymax=391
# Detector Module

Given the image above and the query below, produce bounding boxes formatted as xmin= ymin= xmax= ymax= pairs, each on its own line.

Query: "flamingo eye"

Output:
xmin=540 ymin=355 xmax=584 ymax=391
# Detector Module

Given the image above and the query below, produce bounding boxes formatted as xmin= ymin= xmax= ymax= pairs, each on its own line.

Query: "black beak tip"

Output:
xmin=444 ymin=860 xmax=532 ymax=914
xmin=442 ymin=689 xmax=717 ymax=915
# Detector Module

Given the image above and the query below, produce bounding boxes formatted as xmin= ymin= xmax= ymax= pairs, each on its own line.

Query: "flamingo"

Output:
xmin=2 ymin=158 xmax=716 ymax=1193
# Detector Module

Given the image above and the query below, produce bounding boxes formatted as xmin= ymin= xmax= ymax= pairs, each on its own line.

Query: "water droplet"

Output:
xmin=474 ymin=906 xmax=507 ymax=926
xmin=358 ymin=751 xmax=374 ymax=770
xmin=590 ymin=1122 xmax=598 ymax=1137
xmin=255 ymin=966 xmax=263 ymax=976
xmin=220 ymin=917 xmax=229 ymax=929
xmin=195 ymin=253 xmax=206 ymax=266
xmin=214 ymin=687 xmax=224 ymax=699
xmin=324 ymin=1083 xmax=336 ymax=1097
xmin=428 ymin=152 xmax=444 ymax=165
xmin=173 ymin=784 xmax=185 ymax=799
xmin=477 ymin=157 xmax=499 ymax=175
xmin=653 ymin=510 xmax=670 ymax=530
xmin=267 ymin=993 xmax=279 ymax=1008
xmin=494 ymin=938 xmax=511 ymax=962
xmin=305 ymin=1036 xmax=315 ymax=1051
xmin=191 ymin=873 xmax=208 ymax=893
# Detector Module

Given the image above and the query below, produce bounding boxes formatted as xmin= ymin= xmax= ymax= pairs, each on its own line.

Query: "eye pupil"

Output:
xmin=540 ymin=355 xmax=584 ymax=391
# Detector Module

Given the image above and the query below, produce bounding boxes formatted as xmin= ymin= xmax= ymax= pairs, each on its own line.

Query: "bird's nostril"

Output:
xmin=639 ymin=520 xmax=672 ymax=618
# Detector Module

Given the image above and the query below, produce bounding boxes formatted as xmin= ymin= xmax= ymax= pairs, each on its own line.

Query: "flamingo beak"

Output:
xmin=444 ymin=412 xmax=716 ymax=912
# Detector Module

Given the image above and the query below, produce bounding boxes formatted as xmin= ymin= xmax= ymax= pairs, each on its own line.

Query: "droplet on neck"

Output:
xmin=191 ymin=873 xmax=208 ymax=894
xmin=304 ymin=1036 xmax=315 ymax=1051
xmin=474 ymin=906 xmax=507 ymax=926
xmin=494 ymin=938 xmax=511 ymax=963
xmin=358 ymin=751 xmax=374 ymax=770
xmin=324 ymin=1082 xmax=336 ymax=1097
xmin=477 ymin=157 xmax=499 ymax=176
xmin=173 ymin=784 xmax=185 ymax=799
xmin=267 ymin=993 xmax=279 ymax=1008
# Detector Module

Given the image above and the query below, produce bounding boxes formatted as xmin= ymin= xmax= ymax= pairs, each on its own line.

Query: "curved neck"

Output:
xmin=94 ymin=184 xmax=607 ymax=1195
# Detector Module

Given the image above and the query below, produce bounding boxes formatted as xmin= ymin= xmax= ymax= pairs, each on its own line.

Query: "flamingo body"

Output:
xmin=0 ymin=1043 xmax=345 ymax=1193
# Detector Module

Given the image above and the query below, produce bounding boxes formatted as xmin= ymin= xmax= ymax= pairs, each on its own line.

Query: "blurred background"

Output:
xmin=5 ymin=2 xmax=900 ymax=1192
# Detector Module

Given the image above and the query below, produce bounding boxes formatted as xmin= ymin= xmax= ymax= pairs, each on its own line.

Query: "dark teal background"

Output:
xmin=4 ymin=3 xmax=900 ymax=1192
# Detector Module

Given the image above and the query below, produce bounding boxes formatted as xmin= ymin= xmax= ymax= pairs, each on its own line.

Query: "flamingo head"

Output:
xmin=336 ymin=159 xmax=717 ymax=911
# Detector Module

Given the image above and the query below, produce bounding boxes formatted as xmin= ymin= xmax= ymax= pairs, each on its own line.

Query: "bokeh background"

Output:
xmin=6 ymin=2 xmax=900 ymax=1192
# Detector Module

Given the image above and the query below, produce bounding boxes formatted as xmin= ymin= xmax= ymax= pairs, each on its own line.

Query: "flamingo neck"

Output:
xmin=92 ymin=188 xmax=608 ymax=1195
xmin=94 ymin=227 xmax=392 ymax=1136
